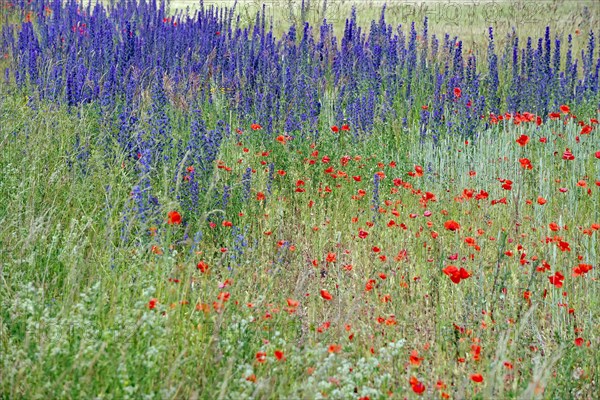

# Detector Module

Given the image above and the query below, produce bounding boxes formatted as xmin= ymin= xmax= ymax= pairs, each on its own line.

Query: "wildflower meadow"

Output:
xmin=0 ymin=0 xmax=599 ymax=399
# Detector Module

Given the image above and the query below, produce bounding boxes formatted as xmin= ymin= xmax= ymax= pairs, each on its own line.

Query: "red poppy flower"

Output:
xmin=409 ymin=350 xmax=423 ymax=366
xmin=537 ymin=196 xmax=547 ymax=205
xmin=580 ymin=125 xmax=592 ymax=135
xmin=276 ymin=135 xmax=287 ymax=144
xmin=410 ymin=376 xmax=426 ymax=394
xmin=549 ymin=112 xmax=561 ymax=119
xmin=320 ymin=289 xmax=333 ymax=300
xmin=415 ymin=165 xmax=424 ymax=177
xmin=444 ymin=220 xmax=460 ymax=231
xmin=274 ymin=350 xmax=285 ymax=361
xmin=519 ymin=158 xmax=533 ymax=169
xmin=475 ymin=190 xmax=489 ymax=200
xmin=516 ymin=135 xmax=530 ymax=146
xmin=255 ymin=352 xmax=267 ymax=363
xmin=328 ymin=344 xmax=342 ymax=353
xmin=572 ymin=263 xmax=592 ymax=277
xmin=443 ymin=265 xmax=471 ymax=284
xmin=317 ymin=321 xmax=331 ymax=333
xmin=557 ymin=240 xmax=571 ymax=252
xmin=364 ymin=279 xmax=376 ymax=292
xmin=537 ymin=260 xmax=551 ymax=272
xmin=326 ymin=252 xmax=337 ymax=263
xmin=548 ymin=271 xmax=565 ymax=288
xmin=470 ymin=373 xmax=484 ymax=383
xmin=559 ymin=104 xmax=570 ymax=114
xmin=331 ymin=125 xmax=339 ymax=133
xmin=167 ymin=211 xmax=182 ymax=225
xmin=501 ymin=180 xmax=513 ymax=190
xmin=464 ymin=237 xmax=477 ymax=247
xmin=148 ymin=298 xmax=158 ymax=309
xmin=151 ymin=245 xmax=162 ymax=255
xmin=250 ymin=123 xmax=262 ymax=130
xmin=471 ymin=344 xmax=481 ymax=361
xmin=197 ymin=261 xmax=209 ymax=273
xmin=453 ymin=87 xmax=462 ymax=98
xmin=562 ymin=148 xmax=575 ymax=160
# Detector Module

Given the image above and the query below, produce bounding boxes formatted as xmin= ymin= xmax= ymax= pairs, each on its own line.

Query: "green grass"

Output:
xmin=1 ymin=85 xmax=599 ymax=399
xmin=1 ymin=2 xmax=599 ymax=399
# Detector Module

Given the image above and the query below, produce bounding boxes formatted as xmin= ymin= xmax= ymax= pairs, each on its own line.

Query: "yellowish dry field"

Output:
xmin=166 ymin=0 xmax=599 ymax=53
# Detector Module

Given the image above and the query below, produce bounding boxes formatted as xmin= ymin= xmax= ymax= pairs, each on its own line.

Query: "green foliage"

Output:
xmin=1 ymin=3 xmax=599 ymax=399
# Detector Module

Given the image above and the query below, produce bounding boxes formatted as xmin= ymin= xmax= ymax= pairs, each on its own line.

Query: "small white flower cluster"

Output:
xmin=1 ymin=281 xmax=174 ymax=399
xmin=217 ymin=314 xmax=252 ymax=356
xmin=296 ymin=340 xmax=405 ymax=399
xmin=229 ymin=362 xmax=256 ymax=400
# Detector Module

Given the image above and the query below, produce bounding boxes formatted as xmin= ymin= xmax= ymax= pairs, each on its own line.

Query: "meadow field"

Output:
xmin=0 ymin=0 xmax=599 ymax=399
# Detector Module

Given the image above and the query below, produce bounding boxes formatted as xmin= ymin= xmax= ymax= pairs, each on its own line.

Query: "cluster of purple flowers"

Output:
xmin=2 ymin=0 xmax=598 ymax=143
